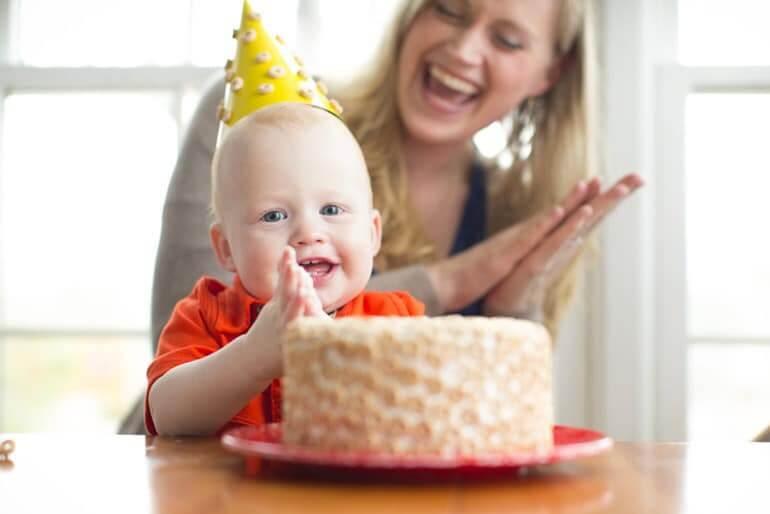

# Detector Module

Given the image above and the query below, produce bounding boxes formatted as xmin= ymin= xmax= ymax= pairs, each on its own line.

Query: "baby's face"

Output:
xmin=214 ymin=111 xmax=381 ymax=312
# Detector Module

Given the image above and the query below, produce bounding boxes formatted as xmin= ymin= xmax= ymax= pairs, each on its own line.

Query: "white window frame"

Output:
xmin=0 ymin=0 xmax=334 ymax=432
xmin=597 ymin=0 xmax=770 ymax=441
xmin=655 ymin=65 xmax=770 ymax=441
xmin=0 ymin=0 xmax=218 ymax=428
xmin=588 ymin=0 xmax=676 ymax=442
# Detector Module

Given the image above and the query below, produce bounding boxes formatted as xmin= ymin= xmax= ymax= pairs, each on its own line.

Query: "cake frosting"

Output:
xmin=282 ymin=316 xmax=553 ymax=456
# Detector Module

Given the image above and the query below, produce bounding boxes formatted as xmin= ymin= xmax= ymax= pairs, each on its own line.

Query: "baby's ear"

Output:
xmin=370 ymin=209 xmax=383 ymax=256
xmin=210 ymin=223 xmax=237 ymax=272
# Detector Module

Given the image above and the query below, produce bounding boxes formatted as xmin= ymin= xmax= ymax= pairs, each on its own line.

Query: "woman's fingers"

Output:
xmin=583 ymin=173 xmax=644 ymax=233
xmin=559 ymin=177 xmax=601 ymax=217
xmin=483 ymin=205 xmax=592 ymax=318
xmin=506 ymin=204 xmax=567 ymax=259
xmin=430 ymin=174 xmax=640 ymax=313
xmin=483 ymin=173 xmax=643 ymax=318
xmin=525 ymin=204 xmax=593 ymax=276
xmin=529 ymin=174 xmax=641 ymax=274
xmin=430 ymin=201 xmax=569 ymax=312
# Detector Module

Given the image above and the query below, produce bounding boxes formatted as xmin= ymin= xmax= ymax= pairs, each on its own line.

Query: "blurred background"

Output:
xmin=0 ymin=0 xmax=768 ymax=441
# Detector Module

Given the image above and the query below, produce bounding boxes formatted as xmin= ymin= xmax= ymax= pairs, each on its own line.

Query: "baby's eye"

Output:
xmin=320 ymin=204 xmax=342 ymax=216
xmin=261 ymin=210 xmax=287 ymax=223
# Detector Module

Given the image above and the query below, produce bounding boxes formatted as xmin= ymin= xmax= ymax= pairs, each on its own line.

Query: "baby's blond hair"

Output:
xmin=210 ymin=103 xmax=370 ymax=222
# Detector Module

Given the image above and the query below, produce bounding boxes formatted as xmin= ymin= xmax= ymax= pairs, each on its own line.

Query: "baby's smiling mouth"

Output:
xmin=298 ymin=258 xmax=337 ymax=277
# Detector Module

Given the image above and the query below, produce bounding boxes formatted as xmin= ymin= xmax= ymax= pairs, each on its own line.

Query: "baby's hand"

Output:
xmin=246 ymin=247 xmax=329 ymax=378
xmin=274 ymin=246 xmax=329 ymax=323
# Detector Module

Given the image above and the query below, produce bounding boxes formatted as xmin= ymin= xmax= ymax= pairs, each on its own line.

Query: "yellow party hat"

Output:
xmin=217 ymin=1 xmax=343 ymax=133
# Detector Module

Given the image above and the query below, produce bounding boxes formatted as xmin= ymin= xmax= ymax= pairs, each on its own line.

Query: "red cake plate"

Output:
xmin=221 ymin=423 xmax=613 ymax=481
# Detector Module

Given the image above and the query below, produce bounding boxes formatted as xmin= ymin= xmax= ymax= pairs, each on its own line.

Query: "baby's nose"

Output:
xmin=291 ymin=217 xmax=327 ymax=246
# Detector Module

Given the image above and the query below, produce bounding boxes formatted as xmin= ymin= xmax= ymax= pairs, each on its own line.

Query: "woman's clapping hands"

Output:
xmin=429 ymin=174 xmax=644 ymax=320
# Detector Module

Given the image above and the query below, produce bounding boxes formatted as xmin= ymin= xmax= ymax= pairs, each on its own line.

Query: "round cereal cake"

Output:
xmin=282 ymin=316 xmax=553 ymax=456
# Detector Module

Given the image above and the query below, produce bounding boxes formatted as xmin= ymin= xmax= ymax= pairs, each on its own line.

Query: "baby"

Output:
xmin=145 ymin=104 xmax=424 ymax=436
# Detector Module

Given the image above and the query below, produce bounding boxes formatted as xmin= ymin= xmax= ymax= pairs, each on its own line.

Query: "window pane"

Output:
xmin=685 ymin=94 xmax=770 ymax=338
xmin=188 ymin=0 xmax=399 ymax=76
xmin=2 ymin=336 xmax=151 ymax=432
xmin=0 ymin=92 xmax=177 ymax=331
xmin=688 ymin=343 xmax=770 ymax=440
xmin=17 ymin=0 xmax=189 ymax=66
xmin=311 ymin=1 xmax=402 ymax=81
xmin=679 ymin=0 xmax=770 ymax=65
xmin=190 ymin=0 xmax=299 ymax=66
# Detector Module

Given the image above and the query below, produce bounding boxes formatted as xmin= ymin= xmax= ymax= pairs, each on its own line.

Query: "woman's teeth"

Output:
xmin=428 ymin=65 xmax=479 ymax=95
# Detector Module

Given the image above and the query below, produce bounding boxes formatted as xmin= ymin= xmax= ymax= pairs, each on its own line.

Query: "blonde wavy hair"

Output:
xmin=338 ymin=0 xmax=597 ymax=334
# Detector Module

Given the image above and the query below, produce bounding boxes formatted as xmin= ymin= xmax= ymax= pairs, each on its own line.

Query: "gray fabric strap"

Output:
xmin=150 ymin=75 xmax=229 ymax=351
xmin=367 ymin=265 xmax=441 ymax=316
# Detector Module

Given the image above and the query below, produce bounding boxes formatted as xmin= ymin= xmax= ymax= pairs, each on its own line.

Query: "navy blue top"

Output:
xmin=373 ymin=162 xmax=487 ymax=315
xmin=450 ymin=162 xmax=486 ymax=316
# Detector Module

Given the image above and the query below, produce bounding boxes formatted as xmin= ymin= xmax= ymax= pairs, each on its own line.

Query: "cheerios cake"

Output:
xmin=282 ymin=316 xmax=553 ymax=456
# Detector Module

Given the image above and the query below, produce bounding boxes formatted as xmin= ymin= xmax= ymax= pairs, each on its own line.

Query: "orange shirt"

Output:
xmin=145 ymin=276 xmax=424 ymax=435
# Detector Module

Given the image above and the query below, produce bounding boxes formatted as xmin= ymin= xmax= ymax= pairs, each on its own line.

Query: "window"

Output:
xmin=0 ymin=0 xmax=397 ymax=432
xmin=678 ymin=0 xmax=770 ymax=66
xmin=684 ymin=93 xmax=770 ymax=440
xmin=675 ymin=1 xmax=770 ymax=440
xmin=597 ymin=0 xmax=770 ymax=442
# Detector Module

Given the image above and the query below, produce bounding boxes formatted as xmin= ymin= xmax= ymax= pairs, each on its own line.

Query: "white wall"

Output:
xmin=554 ymin=0 xmax=682 ymax=442
xmin=593 ymin=0 xmax=681 ymax=442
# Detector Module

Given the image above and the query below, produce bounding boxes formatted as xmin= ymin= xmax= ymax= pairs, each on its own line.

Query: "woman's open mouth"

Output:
xmin=421 ymin=63 xmax=481 ymax=114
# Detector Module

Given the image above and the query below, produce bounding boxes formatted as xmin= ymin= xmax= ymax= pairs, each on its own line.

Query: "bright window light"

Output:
xmin=0 ymin=92 xmax=177 ymax=331
xmin=17 ymin=0 xmax=189 ymax=66
xmin=679 ymin=0 xmax=770 ymax=65
xmin=685 ymin=94 xmax=770 ymax=338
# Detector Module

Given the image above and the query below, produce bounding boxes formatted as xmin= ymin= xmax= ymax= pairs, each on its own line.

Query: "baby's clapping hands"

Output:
xmin=274 ymin=246 xmax=329 ymax=323
xmin=246 ymin=246 xmax=329 ymax=377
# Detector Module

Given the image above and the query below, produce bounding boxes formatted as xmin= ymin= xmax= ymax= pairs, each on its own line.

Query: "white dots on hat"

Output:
xmin=330 ymin=99 xmax=344 ymax=114
xmin=298 ymin=84 xmax=315 ymax=99
xmin=231 ymin=76 xmax=244 ymax=91
xmin=240 ymin=29 xmax=256 ymax=43
xmin=217 ymin=103 xmax=232 ymax=122
xmin=267 ymin=66 xmax=285 ymax=78
xmin=257 ymin=83 xmax=275 ymax=95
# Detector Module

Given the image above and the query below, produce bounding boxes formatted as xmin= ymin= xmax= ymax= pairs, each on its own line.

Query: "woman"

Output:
xmin=338 ymin=0 xmax=642 ymax=332
xmin=151 ymin=0 xmax=641 ymax=351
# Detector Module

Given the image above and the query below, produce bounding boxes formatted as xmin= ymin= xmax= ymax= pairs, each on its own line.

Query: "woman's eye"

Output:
xmin=433 ymin=0 xmax=465 ymax=20
xmin=495 ymin=34 xmax=523 ymax=50
xmin=320 ymin=204 xmax=342 ymax=216
xmin=261 ymin=210 xmax=287 ymax=223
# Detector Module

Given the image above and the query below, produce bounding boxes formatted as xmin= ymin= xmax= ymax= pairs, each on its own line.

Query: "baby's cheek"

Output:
xmin=241 ymin=255 xmax=282 ymax=299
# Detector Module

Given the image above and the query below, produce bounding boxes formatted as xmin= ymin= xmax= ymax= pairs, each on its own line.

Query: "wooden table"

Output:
xmin=2 ymin=434 xmax=769 ymax=513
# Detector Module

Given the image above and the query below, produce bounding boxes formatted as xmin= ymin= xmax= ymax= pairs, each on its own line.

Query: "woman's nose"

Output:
xmin=447 ymin=25 xmax=485 ymax=65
